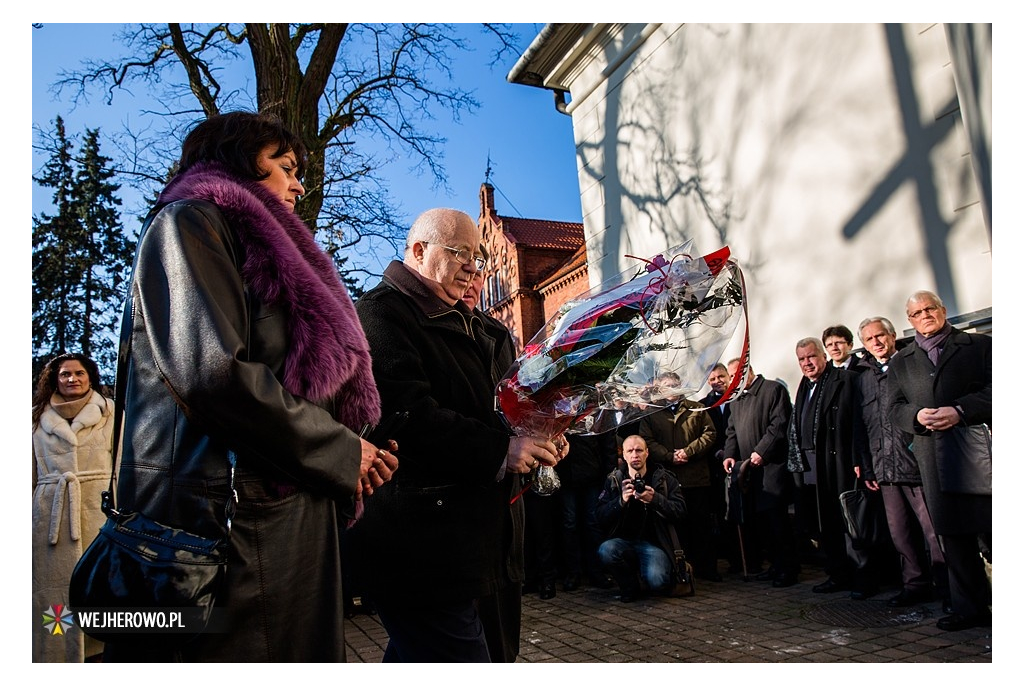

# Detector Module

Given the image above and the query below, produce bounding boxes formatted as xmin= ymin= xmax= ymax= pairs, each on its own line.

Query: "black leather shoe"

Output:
xmin=937 ymin=612 xmax=991 ymax=631
xmin=812 ymin=578 xmax=849 ymax=594
xmin=619 ymin=587 xmax=638 ymax=603
xmin=589 ymin=574 xmax=615 ymax=589
xmin=539 ymin=583 xmax=557 ymax=600
xmin=772 ymin=572 xmax=798 ymax=588
xmin=850 ymin=588 xmax=876 ymax=600
xmin=563 ymin=575 xmax=581 ymax=592
xmin=754 ymin=568 xmax=777 ymax=581
xmin=887 ymin=589 xmax=930 ymax=607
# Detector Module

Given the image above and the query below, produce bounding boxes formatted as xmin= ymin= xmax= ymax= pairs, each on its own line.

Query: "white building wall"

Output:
xmin=562 ymin=23 xmax=990 ymax=389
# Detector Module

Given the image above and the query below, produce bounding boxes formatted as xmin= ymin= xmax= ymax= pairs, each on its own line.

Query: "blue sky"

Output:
xmin=30 ymin=22 xmax=584 ymax=286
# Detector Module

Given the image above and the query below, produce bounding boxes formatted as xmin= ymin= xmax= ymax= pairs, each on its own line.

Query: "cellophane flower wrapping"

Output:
xmin=496 ymin=241 xmax=745 ymax=447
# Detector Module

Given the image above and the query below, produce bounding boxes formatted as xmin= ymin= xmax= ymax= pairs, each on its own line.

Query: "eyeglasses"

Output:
xmin=423 ymin=242 xmax=486 ymax=271
xmin=908 ymin=305 xmax=941 ymax=320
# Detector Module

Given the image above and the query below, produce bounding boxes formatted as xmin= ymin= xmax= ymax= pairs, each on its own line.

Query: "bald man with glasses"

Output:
xmin=352 ymin=208 xmax=565 ymax=661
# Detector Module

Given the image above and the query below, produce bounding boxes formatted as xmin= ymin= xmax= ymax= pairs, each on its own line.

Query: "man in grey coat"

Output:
xmin=888 ymin=290 xmax=991 ymax=631
xmin=854 ymin=316 xmax=947 ymax=608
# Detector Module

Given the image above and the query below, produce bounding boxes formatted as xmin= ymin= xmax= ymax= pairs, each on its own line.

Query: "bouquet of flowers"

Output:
xmin=496 ymin=240 xmax=748 ymax=495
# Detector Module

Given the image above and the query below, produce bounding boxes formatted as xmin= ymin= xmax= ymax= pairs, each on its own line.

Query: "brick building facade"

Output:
xmin=475 ymin=182 xmax=589 ymax=353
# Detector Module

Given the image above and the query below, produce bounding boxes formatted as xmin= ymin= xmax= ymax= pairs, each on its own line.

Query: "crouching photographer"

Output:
xmin=595 ymin=435 xmax=687 ymax=602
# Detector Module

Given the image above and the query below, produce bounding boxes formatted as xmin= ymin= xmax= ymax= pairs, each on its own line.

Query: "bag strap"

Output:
xmin=103 ymin=206 xmax=237 ymax=536
xmin=658 ymin=474 xmax=686 ymax=557
xmin=667 ymin=523 xmax=684 ymax=556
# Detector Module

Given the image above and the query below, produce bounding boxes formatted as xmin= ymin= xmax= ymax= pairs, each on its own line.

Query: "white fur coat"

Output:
xmin=32 ymin=390 xmax=114 ymax=662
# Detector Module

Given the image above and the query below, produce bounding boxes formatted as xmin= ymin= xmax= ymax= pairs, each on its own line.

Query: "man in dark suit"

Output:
xmin=556 ymin=431 xmax=619 ymax=591
xmin=888 ymin=290 xmax=991 ymax=631
xmin=793 ymin=337 xmax=874 ymax=598
xmin=701 ymin=363 xmax=731 ymax=571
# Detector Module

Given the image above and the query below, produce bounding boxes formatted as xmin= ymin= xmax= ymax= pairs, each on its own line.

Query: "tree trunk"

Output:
xmin=246 ymin=23 xmax=347 ymax=231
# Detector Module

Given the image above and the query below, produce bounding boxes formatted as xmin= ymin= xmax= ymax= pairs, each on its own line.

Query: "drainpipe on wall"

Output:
xmin=554 ymin=90 xmax=570 ymax=116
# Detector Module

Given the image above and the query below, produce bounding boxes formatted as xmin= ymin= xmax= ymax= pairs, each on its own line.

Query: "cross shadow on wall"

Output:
xmin=842 ymin=24 xmax=959 ymax=312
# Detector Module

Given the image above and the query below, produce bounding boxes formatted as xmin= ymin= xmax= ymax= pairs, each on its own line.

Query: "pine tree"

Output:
xmin=32 ymin=119 xmax=134 ymax=382
xmin=32 ymin=116 xmax=82 ymax=380
xmin=73 ymin=129 xmax=133 ymax=372
xmin=334 ymin=254 xmax=365 ymax=299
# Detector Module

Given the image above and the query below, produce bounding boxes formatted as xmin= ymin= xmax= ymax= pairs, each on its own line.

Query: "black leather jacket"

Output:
xmin=111 ymin=199 xmax=364 ymax=660
xmin=116 ymin=200 xmax=363 ymax=534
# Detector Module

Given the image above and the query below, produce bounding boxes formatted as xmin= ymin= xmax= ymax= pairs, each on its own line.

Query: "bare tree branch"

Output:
xmin=46 ymin=22 xmax=521 ymax=288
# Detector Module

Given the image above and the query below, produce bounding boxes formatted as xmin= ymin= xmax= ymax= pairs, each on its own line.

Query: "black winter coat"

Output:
xmin=351 ymin=261 xmax=520 ymax=604
xmin=723 ymin=375 xmax=793 ymax=510
xmin=887 ymin=329 xmax=992 ymax=535
xmin=794 ymin=365 xmax=859 ymax=502
xmin=854 ymin=358 xmax=920 ymax=484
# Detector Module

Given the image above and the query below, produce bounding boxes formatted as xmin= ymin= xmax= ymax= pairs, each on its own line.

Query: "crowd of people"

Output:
xmin=533 ymin=295 xmax=990 ymax=637
xmin=31 ymin=110 xmax=991 ymax=663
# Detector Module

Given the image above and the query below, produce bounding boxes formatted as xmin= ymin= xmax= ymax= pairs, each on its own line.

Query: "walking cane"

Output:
xmin=734 ymin=458 xmax=752 ymax=581
xmin=737 ymin=523 xmax=749 ymax=580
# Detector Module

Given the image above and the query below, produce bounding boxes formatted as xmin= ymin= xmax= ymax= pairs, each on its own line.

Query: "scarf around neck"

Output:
xmin=51 ymin=389 xmax=94 ymax=422
xmin=915 ymin=321 xmax=953 ymax=366
xmin=158 ymin=162 xmax=381 ymax=431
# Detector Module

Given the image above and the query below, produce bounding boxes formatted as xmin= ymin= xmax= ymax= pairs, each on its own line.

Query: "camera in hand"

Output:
xmin=631 ymin=476 xmax=646 ymax=496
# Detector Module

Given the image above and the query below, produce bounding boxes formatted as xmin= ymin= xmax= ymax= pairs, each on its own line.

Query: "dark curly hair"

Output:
xmin=177 ymin=111 xmax=307 ymax=182
xmin=32 ymin=353 xmax=103 ymax=427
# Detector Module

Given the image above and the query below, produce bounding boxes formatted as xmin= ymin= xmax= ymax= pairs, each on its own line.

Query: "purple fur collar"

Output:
xmin=159 ymin=162 xmax=381 ymax=430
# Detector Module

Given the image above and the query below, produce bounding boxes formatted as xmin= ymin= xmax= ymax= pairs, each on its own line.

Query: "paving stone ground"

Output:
xmin=343 ymin=562 xmax=992 ymax=664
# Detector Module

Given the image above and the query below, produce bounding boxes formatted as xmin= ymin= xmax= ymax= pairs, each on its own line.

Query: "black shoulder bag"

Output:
xmin=68 ymin=210 xmax=236 ymax=647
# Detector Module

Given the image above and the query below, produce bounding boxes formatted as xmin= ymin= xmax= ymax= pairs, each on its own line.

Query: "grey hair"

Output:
xmin=857 ymin=316 xmax=897 ymax=340
xmin=795 ymin=337 xmax=825 ymax=354
xmin=905 ymin=290 xmax=943 ymax=312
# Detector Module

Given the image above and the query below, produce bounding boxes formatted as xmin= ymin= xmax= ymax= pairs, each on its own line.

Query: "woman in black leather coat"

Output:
xmin=104 ymin=112 xmax=397 ymax=661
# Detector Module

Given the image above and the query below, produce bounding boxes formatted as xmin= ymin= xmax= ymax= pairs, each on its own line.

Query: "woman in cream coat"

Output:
xmin=31 ymin=353 xmax=114 ymax=662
